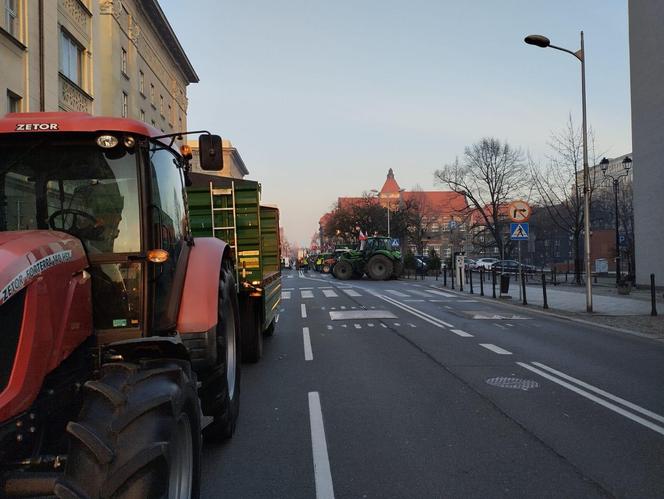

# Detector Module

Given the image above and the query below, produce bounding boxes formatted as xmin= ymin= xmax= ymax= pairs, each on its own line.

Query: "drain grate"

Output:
xmin=485 ymin=377 xmax=539 ymax=391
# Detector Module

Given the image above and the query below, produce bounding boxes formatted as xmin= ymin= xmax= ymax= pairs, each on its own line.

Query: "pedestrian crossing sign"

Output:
xmin=510 ymin=222 xmax=529 ymax=240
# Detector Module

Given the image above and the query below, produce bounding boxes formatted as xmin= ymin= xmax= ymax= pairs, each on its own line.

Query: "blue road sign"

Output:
xmin=391 ymin=238 xmax=400 ymax=248
xmin=510 ymin=222 xmax=529 ymax=240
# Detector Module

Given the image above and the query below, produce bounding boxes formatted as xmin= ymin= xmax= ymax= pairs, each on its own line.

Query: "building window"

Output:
xmin=121 ymin=92 xmax=128 ymax=118
xmin=140 ymin=109 xmax=145 ymax=121
xmin=121 ymin=47 xmax=128 ymax=76
xmin=59 ymin=29 xmax=82 ymax=86
xmin=7 ymin=90 xmax=21 ymax=113
xmin=151 ymin=119 xmax=156 ymax=127
xmin=139 ymin=70 xmax=144 ymax=95
xmin=178 ymin=116 xmax=182 ymax=131
xmin=159 ymin=95 xmax=164 ymax=116
xmin=4 ymin=0 xmax=17 ymax=38
xmin=150 ymin=83 xmax=155 ymax=105
xmin=167 ymin=104 xmax=172 ymax=126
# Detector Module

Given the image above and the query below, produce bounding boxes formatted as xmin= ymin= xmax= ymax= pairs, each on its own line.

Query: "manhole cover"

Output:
xmin=485 ymin=377 xmax=539 ymax=391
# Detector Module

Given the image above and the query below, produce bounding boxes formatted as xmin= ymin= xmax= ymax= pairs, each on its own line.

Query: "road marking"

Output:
xmin=281 ymin=291 xmax=291 ymax=299
xmin=393 ymin=322 xmax=401 ymax=327
xmin=404 ymin=299 xmax=425 ymax=302
xmin=451 ymin=329 xmax=473 ymax=337
xmin=408 ymin=289 xmax=434 ymax=297
xmin=368 ymin=323 xmax=375 ymax=327
xmin=372 ymin=293 xmax=448 ymax=330
xmin=426 ymin=289 xmax=455 ymax=297
xmin=493 ymin=323 xmax=506 ymax=330
xmin=380 ymin=323 xmax=387 ymax=328
xmin=458 ymin=299 xmax=478 ymax=303
xmin=326 ymin=325 xmax=333 ymax=330
xmin=386 ymin=289 xmax=409 ymax=297
xmin=275 ymin=314 xmax=280 ymax=324
xmin=479 ymin=343 xmax=512 ymax=355
xmin=531 ymin=362 xmax=664 ymax=425
xmin=322 ymin=289 xmax=338 ymax=298
xmin=321 ymin=307 xmax=326 ymax=311
xmin=300 ymin=287 xmax=314 ymax=290
xmin=301 ymin=304 xmax=307 ymax=318
xmin=283 ymin=288 xmax=294 ymax=291
xmin=517 ymin=363 xmax=664 ymax=437
xmin=506 ymin=323 xmax=514 ymax=327
xmin=301 ymin=290 xmax=314 ymax=299
xmin=303 ymin=327 xmax=313 ymax=361
xmin=343 ymin=289 xmax=361 ymax=297
xmin=340 ymin=324 xmax=347 ymax=328
xmin=340 ymin=306 xmax=346 ymax=310
xmin=408 ymin=323 xmax=416 ymax=328
xmin=351 ymin=306 xmax=357 ymax=310
xmin=354 ymin=324 xmax=361 ymax=329
xmin=308 ymin=392 xmax=336 ymax=499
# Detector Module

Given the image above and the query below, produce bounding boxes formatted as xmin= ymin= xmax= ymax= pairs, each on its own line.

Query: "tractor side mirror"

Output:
xmin=199 ymin=134 xmax=223 ymax=171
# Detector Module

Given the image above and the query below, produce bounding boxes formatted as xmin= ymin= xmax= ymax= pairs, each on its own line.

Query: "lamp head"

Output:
xmin=600 ymin=157 xmax=610 ymax=173
xmin=524 ymin=34 xmax=551 ymax=48
xmin=622 ymin=156 xmax=632 ymax=172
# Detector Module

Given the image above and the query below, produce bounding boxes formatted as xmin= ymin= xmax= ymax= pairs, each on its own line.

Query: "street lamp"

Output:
xmin=525 ymin=31 xmax=594 ymax=312
xmin=370 ymin=188 xmax=405 ymax=238
xmin=600 ymin=156 xmax=632 ymax=285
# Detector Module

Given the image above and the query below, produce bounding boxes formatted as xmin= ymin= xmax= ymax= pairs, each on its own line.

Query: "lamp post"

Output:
xmin=600 ymin=156 xmax=632 ymax=285
xmin=371 ymin=188 xmax=405 ymax=238
xmin=525 ymin=31 xmax=594 ymax=312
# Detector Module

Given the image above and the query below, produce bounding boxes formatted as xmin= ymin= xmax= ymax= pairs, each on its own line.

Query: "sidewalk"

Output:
xmin=403 ymin=274 xmax=664 ymax=338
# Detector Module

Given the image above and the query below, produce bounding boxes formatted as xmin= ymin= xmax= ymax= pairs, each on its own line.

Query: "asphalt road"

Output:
xmin=201 ymin=269 xmax=664 ymax=499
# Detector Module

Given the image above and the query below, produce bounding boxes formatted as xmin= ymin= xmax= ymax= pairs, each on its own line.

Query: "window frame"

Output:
xmin=59 ymin=28 xmax=83 ymax=87
xmin=121 ymin=47 xmax=128 ymax=78
xmin=139 ymin=70 xmax=145 ymax=95
xmin=6 ymin=89 xmax=21 ymax=113
xmin=121 ymin=91 xmax=128 ymax=118
xmin=4 ymin=0 xmax=17 ymax=38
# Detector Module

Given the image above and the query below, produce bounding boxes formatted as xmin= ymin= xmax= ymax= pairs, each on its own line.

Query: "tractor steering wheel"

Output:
xmin=48 ymin=209 xmax=101 ymax=238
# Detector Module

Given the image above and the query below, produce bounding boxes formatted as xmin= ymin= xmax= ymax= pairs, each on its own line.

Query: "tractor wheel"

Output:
xmin=322 ymin=264 xmax=331 ymax=273
xmin=393 ymin=261 xmax=403 ymax=278
xmin=241 ymin=296 xmax=263 ymax=363
xmin=333 ymin=260 xmax=353 ymax=280
xmin=202 ymin=260 xmax=242 ymax=441
xmin=367 ymin=255 xmax=394 ymax=280
xmin=55 ymin=359 xmax=201 ymax=499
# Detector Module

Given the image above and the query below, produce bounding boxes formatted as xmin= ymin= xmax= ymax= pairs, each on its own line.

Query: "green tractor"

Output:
xmin=332 ymin=237 xmax=402 ymax=280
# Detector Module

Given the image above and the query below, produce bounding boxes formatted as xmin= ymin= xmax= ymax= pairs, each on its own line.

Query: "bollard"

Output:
xmin=521 ymin=271 xmax=527 ymax=305
xmin=651 ymin=274 xmax=658 ymax=316
xmin=480 ymin=269 xmax=484 ymax=296
xmin=436 ymin=269 xmax=438 ymax=281
xmin=492 ymin=269 xmax=496 ymax=298
xmin=542 ymin=272 xmax=548 ymax=309
xmin=444 ymin=267 xmax=447 ymax=287
xmin=469 ymin=270 xmax=474 ymax=294
xmin=459 ymin=269 xmax=463 ymax=292
xmin=451 ymin=268 xmax=455 ymax=290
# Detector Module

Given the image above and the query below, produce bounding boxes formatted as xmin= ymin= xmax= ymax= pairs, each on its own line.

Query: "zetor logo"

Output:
xmin=15 ymin=123 xmax=59 ymax=131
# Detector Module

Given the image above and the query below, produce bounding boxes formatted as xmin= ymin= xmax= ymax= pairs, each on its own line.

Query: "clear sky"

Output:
xmin=160 ymin=0 xmax=631 ymax=246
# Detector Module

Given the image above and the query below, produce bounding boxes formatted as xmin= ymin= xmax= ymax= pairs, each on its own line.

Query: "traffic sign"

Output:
xmin=510 ymin=222 xmax=529 ymax=240
xmin=508 ymin=200 xmax=531 ymax=222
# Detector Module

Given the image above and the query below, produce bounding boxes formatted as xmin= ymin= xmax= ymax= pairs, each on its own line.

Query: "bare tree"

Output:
xmin=434 ymin=137 xmax=528 ymax=260
xmin=530 ymin=115 xmax=601 ymax=283
xmin=406 ymin=185 xmax=436 ymax=254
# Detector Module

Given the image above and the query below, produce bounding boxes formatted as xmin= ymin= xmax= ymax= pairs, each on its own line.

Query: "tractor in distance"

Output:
xmin=0 ymin=112 xmax=243 ymax=498
xmin=332 ymin=236 xmax=402 ymax=280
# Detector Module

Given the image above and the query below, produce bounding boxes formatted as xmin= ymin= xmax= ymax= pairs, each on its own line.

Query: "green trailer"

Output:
xmin=187 ymin=173 xmax=281 ymax=362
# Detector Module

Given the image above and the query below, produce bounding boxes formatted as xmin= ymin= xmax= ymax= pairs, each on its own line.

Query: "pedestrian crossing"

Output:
xmin=280 ymin=287 xmax=462 ymax=301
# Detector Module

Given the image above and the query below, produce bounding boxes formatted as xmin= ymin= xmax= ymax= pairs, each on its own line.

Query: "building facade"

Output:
xmin=629 ymin=0 xmax=664 ymax=285
xmin=0 ymin=0 xmax=196 ymax=133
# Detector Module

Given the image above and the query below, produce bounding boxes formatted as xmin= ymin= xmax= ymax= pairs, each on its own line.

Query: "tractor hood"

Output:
xmin=0 ymin=231 xmax=88 ymax=305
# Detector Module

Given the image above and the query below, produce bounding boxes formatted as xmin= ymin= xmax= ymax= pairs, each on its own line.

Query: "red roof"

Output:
xmin=380 ymin=168 xmax=401 ymax=194
xmin=0 ymin=112 xmax=164 ymax=139
xmin=402 ymin=191 xmax=467 ymax=213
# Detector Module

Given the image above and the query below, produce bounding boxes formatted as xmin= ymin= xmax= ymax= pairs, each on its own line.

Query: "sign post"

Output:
xmin=508 ymin=200 xmax=531 ymax=303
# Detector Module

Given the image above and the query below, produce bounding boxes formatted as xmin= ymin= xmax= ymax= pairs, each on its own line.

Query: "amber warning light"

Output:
xmin=180 ymin=144 xmax=193 ymax=159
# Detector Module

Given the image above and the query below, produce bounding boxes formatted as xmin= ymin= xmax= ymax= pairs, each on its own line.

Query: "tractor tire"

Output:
xmin=241 ymin=296 xmax=262 ymax=363
xmin=202 ymin=260 xmax=242 ymax=442
xmin=322 ymin=264 xmax=331 ymax=273
xmin=392 ymin=261 xmax=403 ymax=279
xmin=367 ymin=255 xmax=394 ymax=281
xmin=54 ymin=359 xmax=201 ymax=499
xmin=333 ymin=260 xmax=353 ymax=280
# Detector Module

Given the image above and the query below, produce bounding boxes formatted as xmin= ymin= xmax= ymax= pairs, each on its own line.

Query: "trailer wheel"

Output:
xmin=54 ymin=359 xmax=201 ymax=499
xmin=202 ymin=260 xmax=242 ymax=441
xmin=367 ymin=255 xmax=394 ymax=280
xmin=241 ymin=296 xmax=263 ymax=363
xmin=333 ymin=260 xmax=353 ymax=280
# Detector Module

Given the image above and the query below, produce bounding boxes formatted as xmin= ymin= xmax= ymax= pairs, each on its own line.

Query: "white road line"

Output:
xmin=426 ymin=289 xmax=455 ymax=297
xmin=340 ymin=306 xmax=346 ymax=310
xmin=326 ymin=325 xmax=333 ymax=330
xmin=303 ymin=327 xmax=313 ymax=361
xmin=386 ymin=289 xmax=409 ymax=297
xmin=283 ymin=288 xmax=294 ymax=291
xmin=407 ymin=289 xmax=434 ymax=297
xmin=394 ymin=322 xmax=401 ymax=327
xmin=308 ymin=392 xmax=336 ymax=499
xmin=300 ymin=287 xmax=314 ymax=290
xmin=281 ymin=291 xmax=291 ymax=299
xmin=517 ymin=363 xmax=664 ymax=437
xmin=404 ymin=299 xmax=425 ymax=302
xmin=354 ymin=324 xmax=361 ymax=329
xmin=380 ymin=323 xmax=387 ymax=328
xmin=505 ymin=323 xmax=514 ymax=327
xmin=343 ymin=289 xmax=361 ymax=297
xmin=368 ymin=323 xmax=375 ymax=327
xmin=275 ymin=314 xmax=280 ymax=324
xmin=531 ymin=362 xmax=664 ymax=425
xmin=340 ymin=324 xmax=347 ymax=328
xmin=450 ymin=329 xmax=473 ymax=337
xmin=458 ymin=299 xmax=478 ymax=303
xmin=322 ymin=289 xmax=338 ymax=298
xmin=493 ymin=323 xmax=506 ymax=330
xmin=301 ymin=304 xmax=307 ymax=318
xmin=479 ymin=343 xmax=512 ymax=355
xmin=373 ymin=293 xmax=448 ymax=330
xmin=301 ymin=290 xmax=314 ymax=299
xmin=408 ymin=323 xmax=416 ymax=328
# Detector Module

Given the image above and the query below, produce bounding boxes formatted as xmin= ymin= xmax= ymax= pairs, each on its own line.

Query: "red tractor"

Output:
xmin=0 ymin=112 xmax=242 ymax=498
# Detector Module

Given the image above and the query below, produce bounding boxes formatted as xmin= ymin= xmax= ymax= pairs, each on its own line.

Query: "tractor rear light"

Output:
xmin=123 ymin=135 xmax=136 ymax=148
xmin=147 ymin=249 xmax=169 ymax=263
xmin=0 ymin=289 xmax=26 ymax=394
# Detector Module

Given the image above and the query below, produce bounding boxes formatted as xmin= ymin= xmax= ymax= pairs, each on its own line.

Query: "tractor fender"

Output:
xmin=176 ymin=237 xmax=229 ymax=369
xmin=104 ymin=336 xmax=190 ymax=363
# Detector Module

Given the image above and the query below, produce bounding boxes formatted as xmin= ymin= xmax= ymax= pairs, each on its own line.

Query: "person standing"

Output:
xmin=356 ymin=225 xmax=368 ymax=250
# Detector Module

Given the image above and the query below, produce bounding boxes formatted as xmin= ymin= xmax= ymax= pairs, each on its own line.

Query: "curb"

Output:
xmin=421 ymin=283 xmax=663 ymax=341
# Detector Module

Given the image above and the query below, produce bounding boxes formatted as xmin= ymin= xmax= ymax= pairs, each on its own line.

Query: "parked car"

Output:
xmin=464 ymin=258 xmax=478 ymax=270
xmin=491 ymin=260 xmax=521 ymax=273
xmin=474 ymin=257 xmax=499 ymax=269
